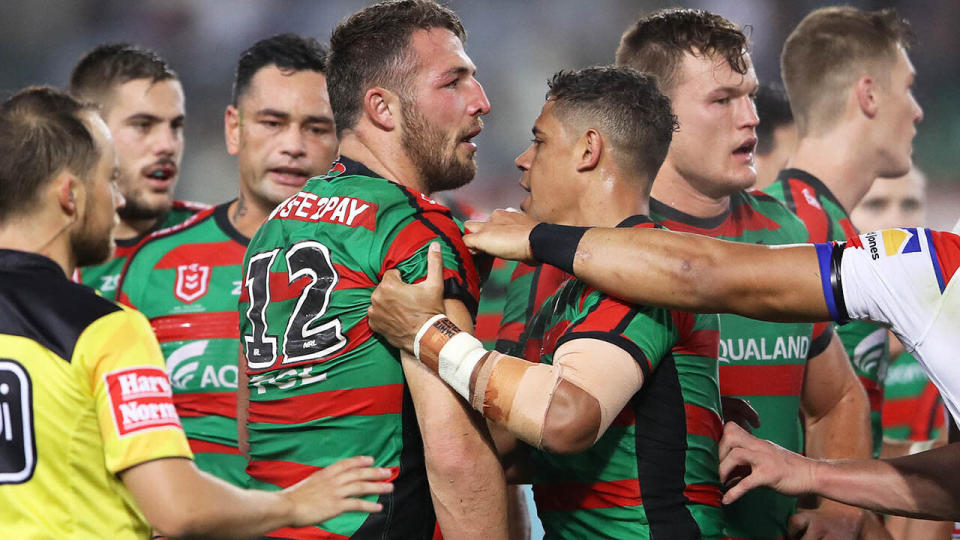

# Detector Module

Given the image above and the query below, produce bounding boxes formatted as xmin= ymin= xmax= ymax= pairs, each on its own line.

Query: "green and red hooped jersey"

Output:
xmin=522 ymin=216 xmax=724 ymax=539
xmin=766 ymin=169 xmax=890 ymax=456
xmin=882 ymin=351 xmax=945 ymax=442
xmin=650 ymin=192 xmax=833 ymax=539
xmin=238 ymin=158 xmax=480 ymax=539
xmin=117 ymin=201 xmax=248 ymax=488
xmin=75 ymin=200 xmax=209 ymax=299
xmin=496 ymin=262 xmax=571 ymax=356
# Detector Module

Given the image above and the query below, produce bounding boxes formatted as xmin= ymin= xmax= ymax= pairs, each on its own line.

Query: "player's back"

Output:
xmin=239 ymin=158 xmax=478 ymax=539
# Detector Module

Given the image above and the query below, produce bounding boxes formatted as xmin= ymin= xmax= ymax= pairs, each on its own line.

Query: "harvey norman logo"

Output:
xmin=104 ymin=366 xmax=182 ymax=438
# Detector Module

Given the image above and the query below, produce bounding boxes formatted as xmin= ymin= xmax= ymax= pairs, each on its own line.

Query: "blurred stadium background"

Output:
xmin=2 ymin=0 xmax=957 ymax=229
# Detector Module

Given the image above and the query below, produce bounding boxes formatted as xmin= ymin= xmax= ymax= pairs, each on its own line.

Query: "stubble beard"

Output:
xmin=401 ymin=100 xmax=476 ymax=194
xmin=71 ymin=201 xmax=115 ymax=268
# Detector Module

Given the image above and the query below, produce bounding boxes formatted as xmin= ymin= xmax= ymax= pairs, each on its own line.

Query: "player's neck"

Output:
xmin=228 ymin=191 xmax=270 ymax=238
xmin=788 ymin=130 xmax=877 ymax=213
xmin=576 ymin=171 xmax=650 ymax=227
xmin=649 ymin=164 xmax=731 ymax=218
xmin=115 ymin=217 xmax=158 ymax=241
xmin=0 ymin=214 xmax=74 ymax=276
xmin=339 ymin=133 xmax=430 ymax=194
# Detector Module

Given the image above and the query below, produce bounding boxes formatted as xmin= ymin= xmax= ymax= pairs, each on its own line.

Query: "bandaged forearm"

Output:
xmin=415 ymin=317 xmax=643 ymax=449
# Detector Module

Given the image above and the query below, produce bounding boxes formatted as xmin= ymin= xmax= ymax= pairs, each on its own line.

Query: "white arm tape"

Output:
xmin=413 ymin=314 xmax=447 ymax=361
xmin=437 ymin=332 xmax=487 ymax=400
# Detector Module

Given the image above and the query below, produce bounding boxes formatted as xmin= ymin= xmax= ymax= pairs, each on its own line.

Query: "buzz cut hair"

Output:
xmin=781 ymin=6 xmax=914 ymax=136
xmin=0 ymin=86 xmax=100 ymax=222
xmin=232 ymin=33 xmax=328 ymax=106
xmin=616 ymin=8 xmax=749 ymax=93
xmin=69 ymin=43 xmax=177 ymax=105
xmin=546 ymin=66 xmax=677 ymax=189
xmin=327 ymin=0 xmax=466 ymax=138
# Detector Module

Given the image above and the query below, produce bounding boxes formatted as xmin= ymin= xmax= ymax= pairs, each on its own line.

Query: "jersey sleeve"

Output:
xmin=381 ymin=208 xmax=481 ymax=316
xmin=557 ymin=291 xmax=676 ymax=381
xmin=820 ymin=228 xmax=960 ymax=351
xmin=77 ymin=306 xmax=192 ymax=474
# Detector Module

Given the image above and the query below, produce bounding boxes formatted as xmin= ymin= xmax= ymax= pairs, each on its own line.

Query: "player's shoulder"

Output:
xmin=738 ymin=189 xmax=808 ymax=241
xmin=131 ymin=203 xmax=222 ymax=258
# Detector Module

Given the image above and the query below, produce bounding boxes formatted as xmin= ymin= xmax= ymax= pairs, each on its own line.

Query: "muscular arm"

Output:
xmin=463 ymin=211 xmax=832 ymax=322
xmin=403 ymin=298 xmax=510 ymax=538
xmin=719 ymin=423 xmax=960 ymax=520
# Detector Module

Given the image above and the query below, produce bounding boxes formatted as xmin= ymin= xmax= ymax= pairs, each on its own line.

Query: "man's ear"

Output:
xmin=854 ymin=75 xmax=879 ymax=119
xmin=225 ymin=104 xmax=241 ymax=156
xmin=364 ymin=87 xmax=400 ymax=131
xmin=576 ymin=129 xmax=603 ymax=172
xmin=55 ymin=172 xmax=82 ymax=219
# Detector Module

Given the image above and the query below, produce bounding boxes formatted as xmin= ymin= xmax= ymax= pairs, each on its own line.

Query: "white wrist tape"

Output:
xmin=413 ymin=314 xmax=447 ymax=361
xmin=437 ymin=332 xmax=487 ymax=400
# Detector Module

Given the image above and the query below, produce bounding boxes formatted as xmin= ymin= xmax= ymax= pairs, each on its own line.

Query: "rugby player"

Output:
xmin=614 ymin=9 xmax=872 ymax=537
xmin=116 ymin=34 xmax=337 ymax=490
xmin=0 ymin=86 xmax=391 ymax=539
xmin=237 ymin=1 xmax=508 ymax=538
xmin=764 ymin=7 xmax=924 ymax=457
xmin=457 ymin=201 xmax=960 ymax=522
xmin=69 ymin=43 xmax=207 ymax=297
xmin=752 ymin=83 xmax=796 ymax=190
xmin=369 ymin=66 xmax=727 ymax=538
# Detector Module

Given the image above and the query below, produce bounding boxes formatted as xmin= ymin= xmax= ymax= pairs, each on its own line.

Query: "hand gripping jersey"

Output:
xmin=651 ymin=192 xmax=834 ymax=539
xmin=520 ymin=216 xmax=724 ymax=539
xmin=818 ymin=228 xmax=960 ymax=426
xmin=766 ymin=169 xmax=889 ymax=456
xmin=0 ymin=250 xmax=192 ymax=539
xmin=882 ymin=351 xmax=944 ymax=442
xmin=238 ymin=158 xmax=480 ymax=539
xmin=75 ymin=200 xmax=209 ymax=299
xmin=117 ymin=202 xmax=248 ymax=488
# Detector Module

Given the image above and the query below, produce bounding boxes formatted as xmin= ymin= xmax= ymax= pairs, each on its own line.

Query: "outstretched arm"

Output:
xmin=463 ymin=210 xmax=831 ymax=322
xmin=719 ymin=422 xmax=960 ymax=521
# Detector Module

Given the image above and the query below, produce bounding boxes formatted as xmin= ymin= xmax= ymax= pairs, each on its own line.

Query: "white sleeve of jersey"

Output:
xmin=839 ymin=228 xmax=942 ymax=353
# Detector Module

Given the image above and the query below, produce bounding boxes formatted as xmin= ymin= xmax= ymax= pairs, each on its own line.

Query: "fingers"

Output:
xmin=787 ymin=511 xmax=812 ymax=539
xmin=465 ymin=219 xmax=485 ymax=235
xmin=425 ymin=242 xmax=444 ymax=288
xmin=323 ymin=455 xmax=375 ymax=474
xmin=719 ymin=421 xmax=751 ymax=460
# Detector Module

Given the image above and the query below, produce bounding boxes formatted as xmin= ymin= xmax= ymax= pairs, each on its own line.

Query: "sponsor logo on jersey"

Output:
xmin=851 ymin=328 xmax=888 ymax=380
xmin=271 ymin=192 xmax=377 ymax=230
xmin=167 ymin=341 xmax=238 ymax=390
xmin=718 ymin=336 xmax=809 ymax=363
xmin=175 ymin=263 xmax=211 ymax=303
xmin=882 ymin=228 xmax=922 ymax=257
xmin=99 ymin=274 xmax=120 ymax=293
xmin=249 ymin=365 xmax=328 ymax=395
xmin=865 ymin=232 xmax=880 ymax=260
xmin=0 ymin=360 xmax=35 ymax=484
xmin=105 ymin=366 xmax=182 ymax=437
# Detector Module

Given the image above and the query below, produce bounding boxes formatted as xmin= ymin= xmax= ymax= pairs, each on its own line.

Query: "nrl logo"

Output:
xmin=175 ymin=263 xmax=211 ymax=303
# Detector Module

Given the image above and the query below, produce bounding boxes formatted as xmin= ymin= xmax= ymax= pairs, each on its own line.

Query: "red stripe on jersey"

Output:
xmin=117 ymin=290 xmax=136 ymax=310
xmin=673 ymin=329 xmax=720 ymax=358
xmin=151 ymin=311 xmax=239 ymax=342
xmin=155 ymin=241 xmax=247 ymax=269
xmin=510 ymin=262 xmax=537 ymax=280
xmin=858 ymin=375 xmax=883 ymax=413
xmin=882 ymin=383 xmax=945 ymax=440
xmin=497 ymin=321 xmax=524 ymax=343
xmin=380 ymin=215 xmax=479 ymax=298
xmin=686 ymin=403 xmax=723 ymax=442
xmin=787 ymin=178 xmax=829 ymax=242
xmin=248 ymin=459 xmax=399 ymax=489
xmin=719 ymin=364 xmax=805 ymax=397
xmin=264 ymin=526 xmax=349 ymax=540
xmin=929 ymin=230 xmax=960 ymax=284
xmin=249 ymin=318 xmax=375 ymax=374
xmin=683 ymin=483 xmax=723 ymax=507
xmin=838 ymin=217 xmax=858 ymax=240
xmin=658 ymin=202 xmax=783 ymax=238
xmin=541 ymin=318 xmax=573 ymax=355
xmin=188 ymin=438 xmax=241 ymax=455
xmin=571 ymin=296 xmax=632 ymax=334
xmin=533 ymin=478 xmax=641 ymax=511
xmin=114 ymin=243 xmax=139 ymax=259
xmin=812 ymin=321 xmax=831 ymax=341
xmin=333 ymin=263 xmax=376 ymax=290
xmin=174 ymin=392 xmax=237 ymax=419
xmin=248 ymin=384 xmax=403 ymax=424
xmin=475 ymin=313 xmax=502 ymax=342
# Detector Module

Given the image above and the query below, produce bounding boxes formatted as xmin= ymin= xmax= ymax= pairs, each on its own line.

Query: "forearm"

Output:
xmin=803 ymin=383 xmax=872 ymax=461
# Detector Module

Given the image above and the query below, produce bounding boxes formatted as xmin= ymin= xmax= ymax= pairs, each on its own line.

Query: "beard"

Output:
xmin=401 ymin=100 xmax=477 ymax=194
xmin=71 ymin=200 xmax=115 ymax=268
xmin=115 ymin=166 xmax=174 ymax=221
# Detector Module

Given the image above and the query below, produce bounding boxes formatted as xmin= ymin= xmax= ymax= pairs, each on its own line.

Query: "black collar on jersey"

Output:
xmin=650 ymin=197 xmax=736 ymax=230
xmin=616 ymin=215 xmax=658 ymax=228
xmin=0 ymin=249 xmax=64 ymax=277
xmin=214 ymin=200 xmax=250 ymax=246
xmin=333 ymin=156 xmax=386 ymax=180
xmin=114 ymin=209 xmax=173 ymax=248
xmin=775 ymin=168 xmax=848 ymax=214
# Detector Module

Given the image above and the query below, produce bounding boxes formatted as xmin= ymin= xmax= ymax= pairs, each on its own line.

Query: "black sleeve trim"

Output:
xmin=830 ymin=242 xmax=850 ymax=324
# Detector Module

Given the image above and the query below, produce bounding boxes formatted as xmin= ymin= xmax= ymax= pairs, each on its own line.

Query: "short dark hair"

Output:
xmin=782 ymin=7 xmax=914 ymax=135
xmin=232 ymin=33 xmax=328 ymax=106
xmin=755 ymin=83 xmax=794 ymax=155
xmin=328 ymin=0 xmax=466 ymax=137
xmin=616 ymin=8 xmax=748 ymax=93
xmin=547 ymin=67 xmax=677 ymax=186
xmin=0 ymin=86 xmax=100 ymax=222
xmin=69 ymin=43 xmax=177 ymax=104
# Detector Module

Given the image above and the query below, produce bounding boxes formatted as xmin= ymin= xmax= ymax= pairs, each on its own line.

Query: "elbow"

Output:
xmin=151 ymin=513 xmax=203 ymax=539
xmin=539 ymin=383 xmax=601 ymax=455
xmin=422 ymin=427 xmax=495 ymax=480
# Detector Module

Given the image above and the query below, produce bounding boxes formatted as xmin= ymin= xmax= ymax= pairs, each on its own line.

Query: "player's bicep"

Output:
xmin=725 ymin=243 xmax=828 ymax=321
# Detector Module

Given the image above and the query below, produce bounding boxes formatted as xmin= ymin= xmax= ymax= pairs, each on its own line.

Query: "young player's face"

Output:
xmin=401 ymin=28 xmax=490 ymax=194
xmin=872 ymin=46 xmax=923 ymax=178
xmin=227 ymin=65 xmax=338 ymax=210
xmin=101 ymin=78 xmax=184 ymax=221
xmin=73 ymin=111 xmax=123 ymax=267
xmin=851 ymin=167 xmax=926 ymax=233
xmin=515 ymin=101 xmax=580 ymax=224
xmin=661 ymin=51 xmax=759 ymax=198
